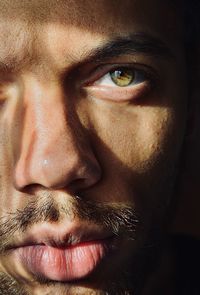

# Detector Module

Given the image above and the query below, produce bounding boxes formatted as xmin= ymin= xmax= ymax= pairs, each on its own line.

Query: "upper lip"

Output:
xmin=8 ymin=220 xmax=113 ymax=250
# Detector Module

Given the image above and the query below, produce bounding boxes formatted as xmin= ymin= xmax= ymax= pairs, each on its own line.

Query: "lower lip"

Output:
xmin=14 ymin=240 xmax=111 ymax=282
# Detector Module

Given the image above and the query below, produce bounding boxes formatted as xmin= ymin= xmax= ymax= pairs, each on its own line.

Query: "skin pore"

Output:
xmin=0 ymin=1 xmax=189 ymax=294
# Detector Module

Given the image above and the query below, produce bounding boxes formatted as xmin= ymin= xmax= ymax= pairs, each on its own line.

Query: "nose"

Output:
xmin=14 ymin=78 xmax=101 ymax=193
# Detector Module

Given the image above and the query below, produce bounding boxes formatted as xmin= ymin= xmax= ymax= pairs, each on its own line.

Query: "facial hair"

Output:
xmin=0 ymin=196 xmax=162 ymax=295
xmin=0 ymin=272 xmax=28 ymax=295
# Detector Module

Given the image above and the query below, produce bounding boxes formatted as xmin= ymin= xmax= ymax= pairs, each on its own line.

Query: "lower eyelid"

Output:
xmin=84 ymin=81 xmax=151 ymax=103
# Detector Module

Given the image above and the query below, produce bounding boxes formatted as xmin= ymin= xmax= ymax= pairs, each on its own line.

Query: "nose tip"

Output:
xmin=14 ymin=148 xmax=101 ymax=192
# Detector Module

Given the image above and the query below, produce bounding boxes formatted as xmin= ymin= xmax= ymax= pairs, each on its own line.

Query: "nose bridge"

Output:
xmin=14 ymin=77 xmax=101 ymax=191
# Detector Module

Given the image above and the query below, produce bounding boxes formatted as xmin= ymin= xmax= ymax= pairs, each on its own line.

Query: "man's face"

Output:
xmin=0 ymin=1 xmax=188 ymax=294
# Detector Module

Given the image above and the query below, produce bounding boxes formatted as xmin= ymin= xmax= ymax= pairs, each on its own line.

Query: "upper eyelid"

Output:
xmin=96 ymin=70 xmax=144 ymax=85
xmin=82 ymin=63 xmax=157 ymax=87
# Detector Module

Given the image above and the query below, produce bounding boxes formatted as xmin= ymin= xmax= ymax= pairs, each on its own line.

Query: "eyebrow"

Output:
xmin=0 ymin=32 xmax=174 ymax=73
xmin=84 ymin=33 xmax=175 ymax=63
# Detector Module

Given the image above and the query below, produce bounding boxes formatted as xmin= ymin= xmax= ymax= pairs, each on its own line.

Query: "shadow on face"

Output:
xmin=0 ymin=1 xmax=193 ymax=294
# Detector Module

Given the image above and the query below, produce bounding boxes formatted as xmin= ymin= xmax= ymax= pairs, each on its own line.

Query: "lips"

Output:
xmin=15 ymin=240 xmax=110 ymax=282
xmin=11 ymin=223 xmax=115 ymax=282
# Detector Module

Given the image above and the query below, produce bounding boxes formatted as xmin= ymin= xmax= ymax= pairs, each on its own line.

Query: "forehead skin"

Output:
xmin=0 ymin=0 xmax=183 ymax=37
xmin=0 ymin=0 xmax=180 ymax=26
xmin=0 ymin=0 xmax=183 ymax=61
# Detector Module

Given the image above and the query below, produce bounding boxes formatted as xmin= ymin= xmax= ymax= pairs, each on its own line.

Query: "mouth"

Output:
xmin=15 ymin=239 xmax=112 ymax=282
xmin=10 ymin=223 xmax=116 ymax=283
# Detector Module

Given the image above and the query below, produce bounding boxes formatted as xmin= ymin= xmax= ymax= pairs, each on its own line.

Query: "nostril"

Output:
xmin=51 ymin=158 xmax=102 ymax=191
xmin=78 ymin=160 xmax=102 ymax=184
xmin=13 ymin=152 xmax=102 ymax=193
xmin=68 ymin=171 xmax=101 ymax=192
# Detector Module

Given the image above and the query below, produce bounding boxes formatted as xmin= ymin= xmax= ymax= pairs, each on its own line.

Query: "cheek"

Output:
xmin=89 ymin=102 xmax=179 ymax=171
xmin=0 ymin=124 xmax=16 ymax=215
xmin=0 ymin=97 xmax=26 ymax=215
xmin=86 ymin=101 xmax=185 ymax=209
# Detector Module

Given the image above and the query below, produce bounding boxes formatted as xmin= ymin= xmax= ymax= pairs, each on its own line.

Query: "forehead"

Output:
xmin=0 ymin=0 xmax=184 ymax=71
xmin=0 ymin=0 xmax=181 ymax=29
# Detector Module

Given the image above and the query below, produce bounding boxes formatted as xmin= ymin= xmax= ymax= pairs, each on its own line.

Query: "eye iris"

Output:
xmin=110 ymin=69 xmax=134 ymax=87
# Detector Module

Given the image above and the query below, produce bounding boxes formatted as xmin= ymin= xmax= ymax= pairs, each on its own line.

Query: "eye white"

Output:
xmin=95 ymin=70 xmax=145 ymax=87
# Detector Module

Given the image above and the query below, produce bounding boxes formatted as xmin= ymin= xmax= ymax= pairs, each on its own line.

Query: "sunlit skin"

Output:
xmin=0 ymin=1 xmax=189 ymax=294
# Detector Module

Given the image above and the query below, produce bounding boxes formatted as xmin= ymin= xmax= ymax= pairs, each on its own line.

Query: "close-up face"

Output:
xmin=0 ymin=0 xmax=189 ymax=294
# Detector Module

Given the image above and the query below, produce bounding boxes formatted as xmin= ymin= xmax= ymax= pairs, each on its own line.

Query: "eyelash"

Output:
xmin=83 ymin=64 xmax=157 ymax=102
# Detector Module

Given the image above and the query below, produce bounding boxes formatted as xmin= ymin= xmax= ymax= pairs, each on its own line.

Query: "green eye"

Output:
xmin=110 ymin=69 xmax=135 ymax=87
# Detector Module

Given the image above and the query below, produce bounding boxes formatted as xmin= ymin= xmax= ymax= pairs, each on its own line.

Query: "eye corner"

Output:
xmin=80 ymin=62 xmax=159 ymax=103
xmin=84 ymin=63 xmax=158 ymax=88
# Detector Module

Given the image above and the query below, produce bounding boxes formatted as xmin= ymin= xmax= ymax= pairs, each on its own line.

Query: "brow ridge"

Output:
xmin=82 ymin=32 xmax=175 ymax=63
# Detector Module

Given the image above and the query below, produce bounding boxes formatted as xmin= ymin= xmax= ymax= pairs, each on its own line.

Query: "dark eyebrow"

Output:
xmin=0 ymin=33 xmax=174 ymax=73
xmin=84 ymin=33 xmax=174 ymax=63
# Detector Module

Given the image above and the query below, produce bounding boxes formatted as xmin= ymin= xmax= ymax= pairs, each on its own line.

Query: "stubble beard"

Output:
xmin=0 ymin=273 xmax=28 ymax=295
xmin=0 ymin=196 xmax=165 ymax=295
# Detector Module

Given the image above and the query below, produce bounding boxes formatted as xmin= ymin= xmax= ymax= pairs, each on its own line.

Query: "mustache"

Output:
xmin=0 ymin=197 xmax=139 ymax=253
